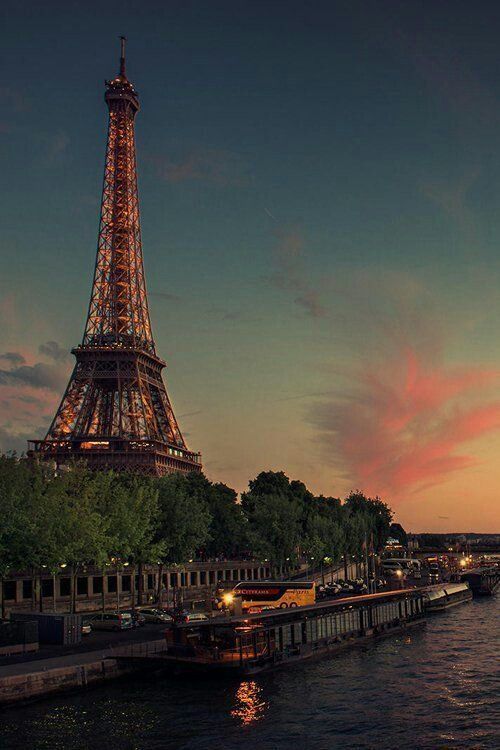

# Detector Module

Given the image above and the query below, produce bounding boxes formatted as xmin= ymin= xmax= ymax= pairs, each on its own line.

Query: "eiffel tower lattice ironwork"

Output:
xmin=29 ymin=39 xmax=202 ymax=475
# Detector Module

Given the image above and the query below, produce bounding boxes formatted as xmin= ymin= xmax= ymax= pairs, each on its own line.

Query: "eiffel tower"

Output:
xmin=29 ymin=39 xmax=202 ymax=475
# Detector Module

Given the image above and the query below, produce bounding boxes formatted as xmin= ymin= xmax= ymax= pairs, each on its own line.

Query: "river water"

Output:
xmin=2 ymin=596 xmax=498 ymax=750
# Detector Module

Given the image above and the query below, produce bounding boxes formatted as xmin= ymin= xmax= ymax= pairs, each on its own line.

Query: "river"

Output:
xmin=1 ymin=596 xmax=498 ymax=750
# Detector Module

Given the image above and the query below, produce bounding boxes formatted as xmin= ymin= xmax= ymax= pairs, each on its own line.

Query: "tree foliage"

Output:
xmin=242 ymin=473 xmax=392 ymax=566
xmin=0 ymin=459 xmax=395 ymax=583
xmin=155 ymin=472 xmax=211 ymax=565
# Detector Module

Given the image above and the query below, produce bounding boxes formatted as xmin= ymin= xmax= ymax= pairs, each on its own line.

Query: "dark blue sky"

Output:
xmin=2 ymin=1 xmax=500 ymax=530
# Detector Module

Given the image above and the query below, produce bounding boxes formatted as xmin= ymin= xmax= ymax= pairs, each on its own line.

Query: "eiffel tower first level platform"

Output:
xmin=29 ymin=39 xmax=201 ymax=476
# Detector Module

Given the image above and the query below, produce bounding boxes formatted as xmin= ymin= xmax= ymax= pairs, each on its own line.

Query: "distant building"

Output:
xmin=407 ymin=534 xmax=419 ymax=551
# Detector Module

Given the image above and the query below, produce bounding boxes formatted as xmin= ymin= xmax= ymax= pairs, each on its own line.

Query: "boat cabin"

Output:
xmin=165 ymin=590 xmax=426 ymax=674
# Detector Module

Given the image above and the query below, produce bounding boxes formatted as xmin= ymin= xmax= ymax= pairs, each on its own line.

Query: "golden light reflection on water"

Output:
xmin=231 ymin=680 xmax=268 ymax=726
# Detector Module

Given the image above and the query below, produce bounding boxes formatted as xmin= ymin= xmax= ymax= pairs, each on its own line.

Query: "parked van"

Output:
xmin=87 ymin=612 xmax=133 ymax=631
xmin=382 ymin=557 xmax=422 ymax=578
xmin=380 ymin=561 xmax=405 ymax=579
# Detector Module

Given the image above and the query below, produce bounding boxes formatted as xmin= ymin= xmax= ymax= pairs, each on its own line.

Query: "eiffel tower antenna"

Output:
xmin=30 ymin=40 xmax=202 ymax=475
xmin=120 ymin=35 xmax=126 ymax=77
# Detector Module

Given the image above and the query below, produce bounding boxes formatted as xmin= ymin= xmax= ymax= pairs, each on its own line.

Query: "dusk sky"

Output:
xmin=2 ymin=1 xmax=500 ymax=532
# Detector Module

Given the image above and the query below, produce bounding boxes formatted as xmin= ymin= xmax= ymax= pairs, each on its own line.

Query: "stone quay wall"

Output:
xmin=1 ymin=561 xmax=274 ymax=616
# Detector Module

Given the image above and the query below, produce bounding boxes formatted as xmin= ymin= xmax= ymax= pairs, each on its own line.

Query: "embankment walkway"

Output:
xmin=0 ymin=627 xmax=167 ymax=706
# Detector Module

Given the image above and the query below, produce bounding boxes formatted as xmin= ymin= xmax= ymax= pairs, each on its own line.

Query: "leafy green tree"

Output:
xmin=153 ymin=472 xmax=211 ymax=603
xmin=155 ymin=473 xmax=211 ymax=564
xmin=0 ymin=456 xmax=55 ymax=614
xmin=0 ymin=456 xmax=32 ymax=616
xmin=46 ymin=467 xmax=109 ymax=613
xmin=205 ymin=483 xmax=247 ymax=559
xmin=242 ymin=472 xmax=303 ymax=568
xmin=244 ymin=492 xmax=302 ymax=567
xmin=344 ymin=491 xmax=392 ymax=552
xmin=303 ymin=496 xmax=344 ymax=565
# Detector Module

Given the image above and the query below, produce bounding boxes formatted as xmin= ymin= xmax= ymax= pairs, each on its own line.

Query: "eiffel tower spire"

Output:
xmin=84 ymin=36 xmax=152 ymax=353
xmin=30 ymin=40 xmax=202 ymax=475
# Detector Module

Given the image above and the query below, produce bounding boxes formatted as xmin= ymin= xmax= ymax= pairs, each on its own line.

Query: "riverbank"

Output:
xmin=0 ymin=635 xmax=166 ymax=706
xmin=0 ymin=622 xmax=170 ymax=706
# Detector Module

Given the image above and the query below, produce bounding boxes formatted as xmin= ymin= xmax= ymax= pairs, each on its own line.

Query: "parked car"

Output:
xmin=352 ymin=579 xmax=368 ymax=594
xmin=341 ymin=581 xmax=355 ymax=592
xmin=122 ymin=610 xmax=146 ymax=628
xmin=177 ymin=611 xmax=209 ymax=623
xmin=86 ymin=612 xmax=133 ymax=631
xmin=138 ymin=608 xmax=174 ymax=624
xmin=324 ymin=582 xmax=343 ymax=597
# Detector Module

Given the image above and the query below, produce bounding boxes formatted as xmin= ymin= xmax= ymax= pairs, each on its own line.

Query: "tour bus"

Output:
xmin=218 ymin=581 xmax=316 ymax=613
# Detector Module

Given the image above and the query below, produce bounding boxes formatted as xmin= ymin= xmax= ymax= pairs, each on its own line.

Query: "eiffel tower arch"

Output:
xmin=29 ymin=39 xmax=202 ymax=476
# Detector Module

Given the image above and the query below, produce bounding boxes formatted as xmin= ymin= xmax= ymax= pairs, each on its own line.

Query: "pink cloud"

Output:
xmin=311 ymin=347 xmax=500 ymax=501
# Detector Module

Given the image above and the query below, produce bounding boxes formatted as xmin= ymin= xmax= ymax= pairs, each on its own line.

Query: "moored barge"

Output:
xmin=163 ymin=589 xmax=426 ymax=675
xmin=423 ymin=582 xmax=472 ymax=612
xmin=455 ymin=567 xmax=500 ymax=597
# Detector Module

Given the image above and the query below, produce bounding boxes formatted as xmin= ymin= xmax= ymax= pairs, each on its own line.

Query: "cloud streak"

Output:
xmin=0 ymin=342 xmax=73 ymax=453
xmin=310 ymin=346 xmax=500 ymax=501
xmin=0 ymin=360 xmax=68 ymax=391
xmin=269 ymin=228 xmax=327 ymax=319
xmin=0 ymin=352 xmax=26 ymax=367
xmin=38 ymin=340 xmax=70 ymax=362
xmin=152 ymin=149 xmax=248 ymax=186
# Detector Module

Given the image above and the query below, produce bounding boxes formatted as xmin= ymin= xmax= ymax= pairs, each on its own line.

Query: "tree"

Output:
xmin=303 ymin=496 xmax=344 ymax=565
xmin=47 ymin=467 xmax=109 ymax=613
xmin=155 ymin=473 xmax=211 ymax=564
xmin=344 ymin=491 xmax=392 ymax=552
xmin=244 ymin=492 xmax=302 ymax=567
xmin=0 ymin=456 xmax=56 ymax=614
xmin=205 ymin=483 xmax=247 ymax=559
xmin=0 ymin=456 xmax=34 ymax=616
xmin=154 ymin=472 xmax=211 ymax=604
xmin=94 ymin=472 xmax=164 ymax=609
xmin=242 ymin=472 xmax=303 ymax=568
xmin=0 ymin=452 xmax=403 ymax=615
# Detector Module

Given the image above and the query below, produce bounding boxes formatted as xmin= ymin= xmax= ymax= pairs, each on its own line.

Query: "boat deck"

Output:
xmin=148 ymin=589 xmax=427 ymax=675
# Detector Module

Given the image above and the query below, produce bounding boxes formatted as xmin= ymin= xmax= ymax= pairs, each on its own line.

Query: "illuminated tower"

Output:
xmin=30 ymin=39 xmax=201 ymax=475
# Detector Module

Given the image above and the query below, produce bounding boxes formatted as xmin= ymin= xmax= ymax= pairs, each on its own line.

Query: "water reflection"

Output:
xmin=231 ymin=680 xmax=268 ymax=726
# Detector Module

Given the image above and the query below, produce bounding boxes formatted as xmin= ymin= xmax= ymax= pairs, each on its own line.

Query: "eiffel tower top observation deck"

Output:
xmin=29 ymin=39 xmax=202 ymax=475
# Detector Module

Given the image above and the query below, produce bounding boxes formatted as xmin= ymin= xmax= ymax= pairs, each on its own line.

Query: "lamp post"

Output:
xmin=364 ymin=531 xmax=370 ymax=593
xmin=40 ymin=564 xmax=47 ymax=613
xmin=342 ymin=552 xmax=348 ymax=580
xmin=50 ymin=563 xmax=67 ymax=613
